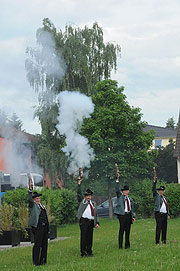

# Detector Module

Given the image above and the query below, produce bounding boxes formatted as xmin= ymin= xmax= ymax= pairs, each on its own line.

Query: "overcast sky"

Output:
xmin=0 ymin=0 xmax=180 ymax=134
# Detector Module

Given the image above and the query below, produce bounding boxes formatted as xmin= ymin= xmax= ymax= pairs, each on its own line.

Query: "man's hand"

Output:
xmin=168 ymin=216 xmax=170 ymax=219
xmin=29 ymin=179 xmax=33 ymax=191
xmin=76 ymin=177 xmax=82 ymax=185
xmin=153 ymin=167 xmax=157 ymax=183
xmin=132 ymin=218 xmax=135 ymax=222
xmin=95 ymin=224 xmax=99 ymax=229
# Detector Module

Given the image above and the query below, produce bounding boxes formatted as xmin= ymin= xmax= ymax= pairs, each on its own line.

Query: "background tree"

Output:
xmin=0 ymin=110 xmax=8 ymax=126
xmin=154 ymin=139 xmax=178 ymax=183
xmin=166 ymin=117 xmax=177 ymax=129
xmin=81 ymin=79 xmax=155 ymax=218
xmin=8 ymin=113 xmax=24 ymax=131
xmin=25 ymin=19 xmax=121 ymax=186
xmin=26 ymin=18 xmax=121 ymax=96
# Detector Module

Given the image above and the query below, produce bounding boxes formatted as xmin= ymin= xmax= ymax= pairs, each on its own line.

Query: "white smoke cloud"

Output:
xmin=25 ymin=29 xmax=65 ymax=95
xmin=0 ymin=126 xmax=43 ymax=187
xmin=57 ymin=90 xmax=95 ymax=175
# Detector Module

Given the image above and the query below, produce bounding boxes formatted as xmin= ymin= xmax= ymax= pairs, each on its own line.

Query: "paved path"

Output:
xmin=0 ymin=237 xmax=70 ymax=251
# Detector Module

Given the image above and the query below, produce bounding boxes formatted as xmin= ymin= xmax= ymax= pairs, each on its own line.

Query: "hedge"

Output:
xmin=2 ymin=187 xmax=78 ymax=225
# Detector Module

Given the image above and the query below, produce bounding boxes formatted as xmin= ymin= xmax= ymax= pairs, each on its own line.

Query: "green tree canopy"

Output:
xmin=25 ymin=19 xmax=121 ymax=186
xmin=166 ymin=117 xmax=177 ymax=129
xmin=81 ymin=80 xmax=155 ymax=217
xmin=26 ymin=18 xmax=121 ymax=96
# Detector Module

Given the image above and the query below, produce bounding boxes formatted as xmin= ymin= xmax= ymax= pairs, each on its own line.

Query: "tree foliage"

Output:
xmin=8 ymin=113 xmax=24 ymax=131
xmin=0 ymin=110 xmax=24 ymax=131
xmin=82 ymin=79 xmax=155 ymax=180
xmin=154 ymin=139 xmax=178 ymax=183
xmin=81 ymin=79 xmax=155 ymax=217
xmin=26 ymin=18 xmax=121 ymax=96
xmin=166 ymin=117 xmax=177 ymax=129
xmin=0 ymin=109 xmax=8 ymax=126
xmin=25 ymin=19 xmax=121 ymax=185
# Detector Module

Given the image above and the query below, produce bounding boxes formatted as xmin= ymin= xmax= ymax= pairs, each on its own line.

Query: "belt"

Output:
xmin=125 ymin=212 xmax=130 ymax=215
xmin=81 ymin=217 xmax=94 ymax=222
xmin=155 ymin=211 xmax=167 ymax=215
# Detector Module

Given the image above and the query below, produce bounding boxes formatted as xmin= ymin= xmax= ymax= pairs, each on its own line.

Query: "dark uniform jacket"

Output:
xmin=114 ymin=181 xmax=135 ymax=219
xmin=28 ymin=191 xmax=49 ymax=229
xmin=152 ymin=182 xmax=170 ymax=216
xmin=76 ymin=185 xmax=99 ymax=227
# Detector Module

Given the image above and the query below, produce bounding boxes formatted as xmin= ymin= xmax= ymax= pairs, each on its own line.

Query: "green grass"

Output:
xmin=1 ymin=218 xmax=180 ymax=271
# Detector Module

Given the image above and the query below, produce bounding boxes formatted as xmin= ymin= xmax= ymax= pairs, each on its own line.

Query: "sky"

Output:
xmin=0 ymin=0 xmax=180 ymax=135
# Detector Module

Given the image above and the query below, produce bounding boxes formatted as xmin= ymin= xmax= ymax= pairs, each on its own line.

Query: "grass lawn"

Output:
xmin=0 ymin=218 xmax=180 ymax=271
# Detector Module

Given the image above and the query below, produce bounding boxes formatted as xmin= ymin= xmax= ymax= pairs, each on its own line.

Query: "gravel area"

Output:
xmin=0 ymin=237 xmax=70 ymax=251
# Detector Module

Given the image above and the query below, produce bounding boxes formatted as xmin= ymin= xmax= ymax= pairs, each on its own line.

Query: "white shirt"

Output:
xmin=160 ymin=197 xmax=167 ymax=213
xmin=124 ymin=196 xmax=131 ymax=213
xmin=82 ymin=200 xmax=94 ymax=220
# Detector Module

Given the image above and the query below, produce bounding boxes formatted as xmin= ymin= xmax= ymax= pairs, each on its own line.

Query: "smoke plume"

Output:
xmin=0 ymin=126 xmax=43 ymax=187
xmin=57 ymin=91 xmax=95 ymax=175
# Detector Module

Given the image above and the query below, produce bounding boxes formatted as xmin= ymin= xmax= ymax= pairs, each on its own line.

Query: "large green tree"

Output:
xmin=25 ymin=19 xmax=121 ymax=186
xmin=26 ymin=18 xmax=121 ymax=96
xmin=81 ymin=79 xmax=155 ymax=218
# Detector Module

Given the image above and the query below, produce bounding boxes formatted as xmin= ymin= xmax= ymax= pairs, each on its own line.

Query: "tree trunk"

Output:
xmin=108 ymin=179 xmax=113 ymax=219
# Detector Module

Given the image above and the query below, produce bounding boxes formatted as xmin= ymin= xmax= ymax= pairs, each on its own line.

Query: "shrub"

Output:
xmin=165 ymin=183 xmax=180 ymax=217
xmin=0 ymin=203 xmax=14 ymax=231
xmin=2 ymin=187 xmax=78 ymax=225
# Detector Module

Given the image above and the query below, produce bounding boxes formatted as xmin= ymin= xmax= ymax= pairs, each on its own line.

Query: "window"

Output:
xmin=155 ymin=139 xmax=162 ymax=148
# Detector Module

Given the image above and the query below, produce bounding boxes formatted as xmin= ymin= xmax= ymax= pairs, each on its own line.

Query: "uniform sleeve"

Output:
xmin=28 ymin=191 xmax=34 ymax=208
xmin=115 ymin=181 xmax=121 ymax=198
xmin=77 ymin=184 xmax=83 ymax=203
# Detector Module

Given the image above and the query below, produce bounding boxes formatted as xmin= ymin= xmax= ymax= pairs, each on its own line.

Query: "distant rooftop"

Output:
xmin=0 ymin=126 xmax=35 ymax=143
xmin=144 ymin=125 xmax=177 ymax=138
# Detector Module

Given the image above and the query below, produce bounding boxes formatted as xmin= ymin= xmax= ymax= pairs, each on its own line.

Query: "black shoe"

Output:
xmin=125 ymin=246 xmax=130 ymax=249
xmin=81 ymin=254 xmax=87 ymax=258
xmin=162 ymin=241 xmax=166 ymax=244
xmin=87 ymin=253 xmax=94 ymax=257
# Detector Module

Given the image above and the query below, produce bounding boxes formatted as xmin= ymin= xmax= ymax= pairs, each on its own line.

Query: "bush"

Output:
xmin=2 ymin=187 xmax=78 ymax=225
xmin=165 ymin=183 xmax=180 ymax=217
xmin=130 ymin=178 xmax=180 ymax=218
xmin=2 ymin=188 xmax=28 ymax=208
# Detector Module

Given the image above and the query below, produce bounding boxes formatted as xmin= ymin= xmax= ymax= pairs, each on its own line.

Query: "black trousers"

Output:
xmin=155 ymin=212 xmax=168 ymax=244
xmin=118 ymin=213 xmax=132 ymax=249
xmin=79 ymin=217 xmax=94 ymax=256
xmin=32 ymin=225 xmax=49 ymax=265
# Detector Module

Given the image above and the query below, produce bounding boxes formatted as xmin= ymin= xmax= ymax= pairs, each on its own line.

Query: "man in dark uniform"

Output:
xmin=28 ymin=184 xmax=49 ymax=266
xmin=152 ymin=174 xmax=170 ymax=244
xmin=114 ymin=177 xmax=135 ymax=249
xmin=76 ymin=177 xmax=99 ymax=257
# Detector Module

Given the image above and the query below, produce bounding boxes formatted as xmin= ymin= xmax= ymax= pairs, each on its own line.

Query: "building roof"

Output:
xmin=143 ymin=125 xmax=177 ymax=138
xmin=0 ymin=126 xmax=35 ymax=143
xmin=174 ymin=113 xmax=180 ymax=157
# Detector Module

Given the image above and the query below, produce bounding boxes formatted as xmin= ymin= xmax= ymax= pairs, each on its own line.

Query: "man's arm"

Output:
xmin=152 ymin=168 xmax=158 ymax=197
xmin=28 ymin=190 xmax=34 ymax=208
xmin=115 ymin=179 xmax=121 ymax=198
xmin=77 ymin=182 xmax=83 ymax=203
